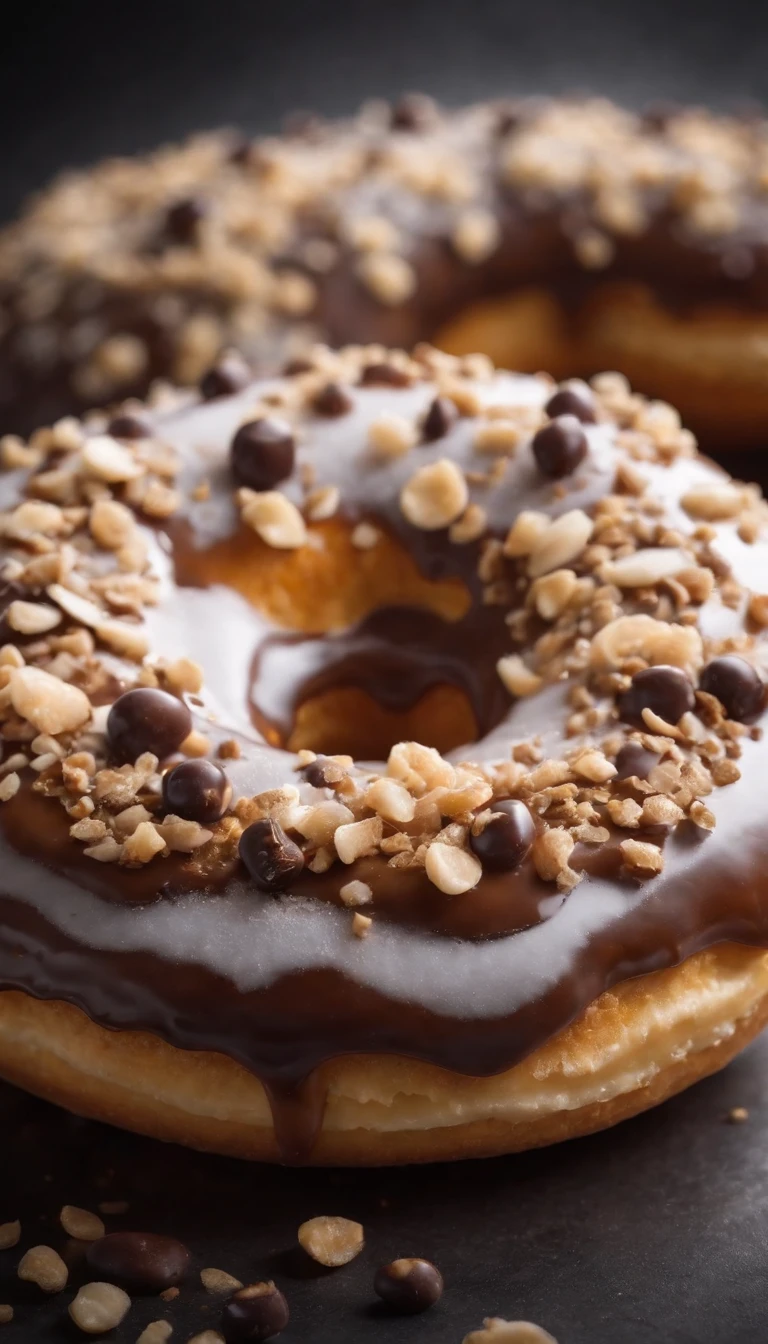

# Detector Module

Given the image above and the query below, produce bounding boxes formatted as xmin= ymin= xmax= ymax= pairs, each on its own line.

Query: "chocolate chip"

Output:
xmin=614 ymin=742 xmax=659 ymax=781
xmin=470 ymin=800 xmax=535 ymax=871
xmin=165 ymin=196 xmax=207 ymax=245
xmin=107 ymin=688 xmax=192 ymax=763
xmin=391 ymin=93 xmax=439 ymax=132
xmin=282 ymin=357 xmax=314 ymax=377
xmin=422 ymin=396 xmax=458 ymax=442
xmin=373 ymin=1258 xmax=443 ymax=1314
xmin=239 ymin=818 xmax=304 ymax=891
xmin=545 ymin=381 xmax=596 ymax=424
xmin=617 ymin=665 xmax=695 ymax=728
xmin=200 ymin=353 xmax=250 ymax=400
xmin=107 ymin=412 xmax=152 ymax=439
xmin=359 ymin=362 xmax=412 ymax=387
xmin=493 ymin=100 xmax=524 ymax=136
xmin=85 ymin=1232 xmax=189 ymax=1293
xmin=228 ymin=135 xmax=254 ymax=166
xmin=312 ymin=381 xmax=354 ymax=417
xmin=162 ymin=759 xmax=231 ymax=823
xmin=221 ymin=1282 xmax=289 ymax=1342
xmin=230 ymin=418 xmax=295 ymax=491
xmin=531 ymin=415 xmax=588 ymax=479
xmin=700 ymin=655 xmax=765 ymax=722
xmin=641 ymin=100 xmax=681 ymax=132
xmin=302 ymin=755 xmax=347 ymax=788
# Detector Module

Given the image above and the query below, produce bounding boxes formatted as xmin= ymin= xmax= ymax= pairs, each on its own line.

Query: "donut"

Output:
xmin=3 ymin=95 xmax=768 ymax=448
xmin=1 ymin=341 xmax=768 ymax=1165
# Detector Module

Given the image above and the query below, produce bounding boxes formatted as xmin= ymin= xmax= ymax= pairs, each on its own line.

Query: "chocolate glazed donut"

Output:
xmin=4 ymin=97 xmax=768 ymax=448
xmin=1 ymin=342 xmax=768 ymax=1164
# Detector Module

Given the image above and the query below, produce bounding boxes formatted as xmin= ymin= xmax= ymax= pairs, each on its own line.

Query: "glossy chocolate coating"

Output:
xmin=85 ymin=1231 xmax=190 ymax=1292
xmin=107 ymin=688 xmax=192 ymax=763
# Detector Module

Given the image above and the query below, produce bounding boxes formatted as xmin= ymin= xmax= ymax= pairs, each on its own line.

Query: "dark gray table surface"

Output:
xmin=1 ymin=1029 xmax=767 ymax=1344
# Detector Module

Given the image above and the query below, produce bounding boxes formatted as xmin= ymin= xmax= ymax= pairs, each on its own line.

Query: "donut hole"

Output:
xmin=286 ymin=684 xmax=478 ymax=760
xmin=177 ymin=518 xmax=483 ymax=759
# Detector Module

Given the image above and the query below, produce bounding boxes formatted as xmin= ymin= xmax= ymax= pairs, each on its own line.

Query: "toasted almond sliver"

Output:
xmin=681 ymin=483 xmax=745 ymax=521
xmin=601 ymin=547 xmax=689 ymax=587
xmin=81 ymin=435 xmax=142 ymax=483
xmin=47 ymin=583 xmax=104 ymax=627
xmin=7 ymin=601 xmax=61 ymax=635
xmin=60 ymin=1206 xmax=105 ymax=1241
xmin=528 ymin=509 xmax=594 ymax=577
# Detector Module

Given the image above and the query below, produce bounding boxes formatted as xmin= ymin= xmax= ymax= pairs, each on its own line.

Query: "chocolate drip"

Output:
xmin=249 ymin=604 xmax=511 ymax=745
xmin=2 ymin=768 xmax=768 ymax=1161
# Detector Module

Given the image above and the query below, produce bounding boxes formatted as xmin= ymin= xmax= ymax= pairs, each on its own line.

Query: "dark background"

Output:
xmin=2 ymin=0 xmax=768 ymax=220
xmin=3 ymin=3 xmax=768 ymax=1340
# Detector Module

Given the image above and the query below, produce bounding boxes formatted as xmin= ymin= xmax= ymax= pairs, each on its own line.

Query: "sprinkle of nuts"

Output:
xmin=297 ymin=1215 xmax=365 ymax=1267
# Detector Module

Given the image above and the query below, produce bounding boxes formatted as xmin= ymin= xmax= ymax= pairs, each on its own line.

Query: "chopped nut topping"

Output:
xmin=136 ymin=1323 xmax=173 ymax=1344
xmin=239 ymin=488 xmax=308 ymax=549
xmin=368 ymin=413 xmax=418 ymax=459
xmin=298 ymin=1215 xmax=365 ymax=1267
xmin=620 ymin=838 xmax=664 ymax=875
xmin=340 ymin=879 xmax=373 ymax=907
xmin=0 ymin=1222 xmax=20 ymax=1250
xmin=352 ymin=911 xmax=373 ymax=938
xmin=60 ymin=1205 xmax=106 ymax=1241
xmin=335 ymin=816 xmax=383 ymax=864
xmin=425 ymin=842 xmax=482 ymax=894
xmin=400 ymin=458 xmax=468 ymax=529
xmin=200 ymin=1268 xmax=243 ymax=1295
xmin=69 ymin=1282 xmax=131 ymax=1334
xmin=10 ymin=666 xmax=91 ymax=735
xmin=18 ymin=1245 xmax=68 ymax=1293
xmin=528 ymin=510 xmax=594 ymax=577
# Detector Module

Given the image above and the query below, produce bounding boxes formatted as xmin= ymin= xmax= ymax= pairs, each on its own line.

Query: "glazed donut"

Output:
xmin=1 ymin=341 xmax=768 ymax=1166
xmin=4 ymin=96 xmax=768 ymax=448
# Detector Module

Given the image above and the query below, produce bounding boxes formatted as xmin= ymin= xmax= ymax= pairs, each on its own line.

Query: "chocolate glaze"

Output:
xmin=2 ymin=366 xmax=768 ymax=1162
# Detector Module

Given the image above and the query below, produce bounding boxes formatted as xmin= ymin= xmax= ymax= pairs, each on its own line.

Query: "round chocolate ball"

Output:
xmin=200 ymin=353 xmax=250 ymax=400
xmin=165 ymin=196 xmax=207 ymax=245
xmin=230 ymin=417 xmax=296 ymax=491
xmin=613 ymin=742 xmax=659 ymax=781
xmin=422 ymin=396 xmax=459 ymax=442
xmin=545 ymin=380 xmax=597 ymax=424
xmin=107 ymin=412 xmax=152 ymax=439
xmin=390 ymin=93 xmax=439 ymax=132
xmin=107 ymin=688 xmax=192 ymax=763
xmin=85 ymin=1232 xmax=190 ymax=1293
xmin=531 ymin=415 xmax=588 ymax=479
xmin=312 ymin=381 xmax=354 ymax=417
xmin=617 ymin=665 xmax=695 ymax=728
xmin=221 ymin=1282 xmax=289 ymax=1342
xmin=239 ymin=818 xmax=304 ymax=891
xmin=699 ymin=655 xmax=765 ymax=722
xmin=470 ymin=800 xmax=535 ymax=871
xmin=373 ymin=1258 xmax=444 ymax=1315
xmin=162 ymin=759 xmax=231 ymax=823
